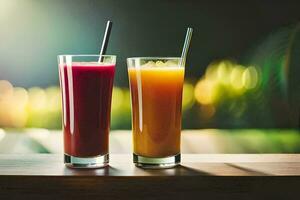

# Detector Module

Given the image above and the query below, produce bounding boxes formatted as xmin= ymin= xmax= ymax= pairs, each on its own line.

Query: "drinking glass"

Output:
xmin=127 ymin=57 xmax=185 ymax=168
xmin=58 ymin=55 xmax=116 ymax=168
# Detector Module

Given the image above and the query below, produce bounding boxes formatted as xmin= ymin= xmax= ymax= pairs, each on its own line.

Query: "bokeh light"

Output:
xmin=11 ymin=87 xmax=28 ymax=127
xmin=216 ymin=60 xmax=233 ymax=85
xmin=111 ymin=87 xmax=124 ymax=113
xmin=192 ymin=59 xmax=264 ymax=122
xmin=0 ymin=80 xmax=13 ymax=99
xmin=242 ymin=66 xmax=259 ymax=89
xmin=194 ymin=79 xmax=218 ymax=105
xmin=230 ymin=65 xmax=245 ymax=91
xmin=199 ymin=104 xmax=216 ymax=120
xmin=182 ymin=83 xmax=195 ymax=110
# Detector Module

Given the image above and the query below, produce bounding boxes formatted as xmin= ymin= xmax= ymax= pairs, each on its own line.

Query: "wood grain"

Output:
xmin=0 ymin=154 xmax=300 ymax=199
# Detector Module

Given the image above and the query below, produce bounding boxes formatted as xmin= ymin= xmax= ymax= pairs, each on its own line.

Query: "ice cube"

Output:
xmin=142 ymin=61 xmax=156 ymax=67
xmin=155 ymin=60 xmax=165 ymax=67
xmin=164 ymin=60 xmax=178 ymax=67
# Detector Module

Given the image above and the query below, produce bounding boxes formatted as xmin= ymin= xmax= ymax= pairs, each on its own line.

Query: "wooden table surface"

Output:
xmin=1 ymin=154 xmax=300 ymax=199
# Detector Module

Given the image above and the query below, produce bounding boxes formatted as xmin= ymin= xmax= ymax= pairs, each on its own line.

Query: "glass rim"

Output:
xmin=127 ymin=57 xmax=181 ymax=60
xmin=58 ymin=54 xmax=116 ymax=57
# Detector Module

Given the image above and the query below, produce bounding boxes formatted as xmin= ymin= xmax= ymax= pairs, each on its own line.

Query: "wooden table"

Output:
xmin=0 ymin=154 xmax=300 ymax=199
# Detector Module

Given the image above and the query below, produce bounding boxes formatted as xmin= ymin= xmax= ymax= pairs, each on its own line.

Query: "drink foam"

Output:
xmin=141 ymin=60 xmax=180 ymax=68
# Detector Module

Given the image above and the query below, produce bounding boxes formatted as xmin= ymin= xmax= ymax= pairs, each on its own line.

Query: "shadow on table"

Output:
xmin=63 ymin=165 xmax=212 ymax=176
xmin=63 ymin=166 xmax=122 ymax=176
xmin=62 ymin=163 xmax=270 ymax=176
xmin=174 ymin=165 xmax=212 ymax=176
xmin=136 ymin=165 xmax=212 ymax=176
xmin=226 ymin=163 xmax=271 ymax=176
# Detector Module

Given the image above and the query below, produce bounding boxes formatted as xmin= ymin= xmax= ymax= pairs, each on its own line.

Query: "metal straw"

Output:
xmin=98 ymin=21 xmax=113 ymax=62
xmin=179 ymin=27 xmax=193 ymax=67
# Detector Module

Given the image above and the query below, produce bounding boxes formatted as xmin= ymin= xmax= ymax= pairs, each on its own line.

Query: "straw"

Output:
xmin=98 ymin=20 xmax=113 ymax=62
xmin=179 ymin=27 xmax=193 ymax=67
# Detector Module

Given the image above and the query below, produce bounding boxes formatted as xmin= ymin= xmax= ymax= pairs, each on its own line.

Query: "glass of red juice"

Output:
xmin=58 ymin=55 xmax=116 ymax=168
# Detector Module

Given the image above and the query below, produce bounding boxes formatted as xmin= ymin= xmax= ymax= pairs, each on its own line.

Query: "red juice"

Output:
xmin=59 ymin=62 xmax=115 ymax=157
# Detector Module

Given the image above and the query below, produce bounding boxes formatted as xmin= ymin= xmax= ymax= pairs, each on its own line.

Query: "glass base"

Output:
xmin=133 ymin=153 xmax=180 ymax=169
xmin=64 ymin=154 xmax=109 ymax=169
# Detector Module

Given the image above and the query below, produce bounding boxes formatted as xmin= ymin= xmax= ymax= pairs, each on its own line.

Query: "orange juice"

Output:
xmin=128 ymin=66 xmax=184 ymax=158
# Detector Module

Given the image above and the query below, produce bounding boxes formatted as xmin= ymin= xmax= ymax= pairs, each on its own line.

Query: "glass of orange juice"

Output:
xmin=127 ymin=57 xmax=185 ymax=168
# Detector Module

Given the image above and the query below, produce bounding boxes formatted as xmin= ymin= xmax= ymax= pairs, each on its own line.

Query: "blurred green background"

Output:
xmin=0 ymin=0 xmax=299 ymax=130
